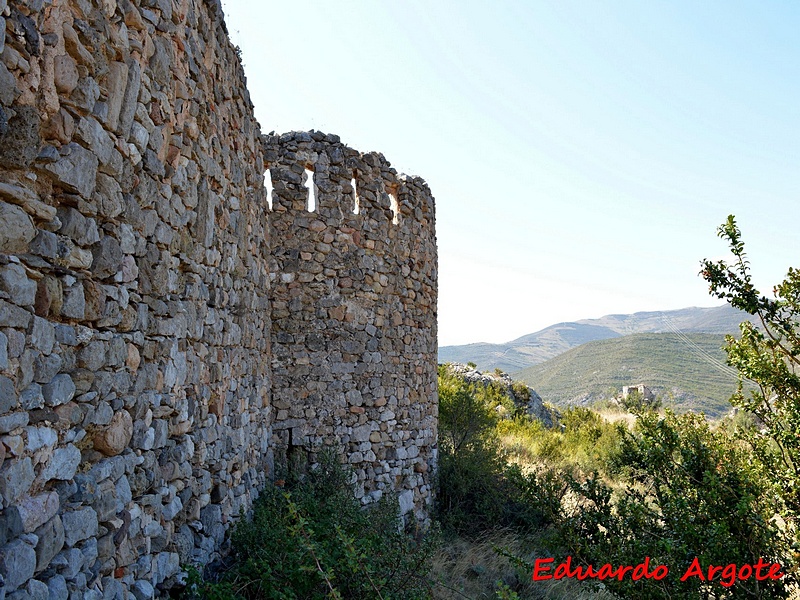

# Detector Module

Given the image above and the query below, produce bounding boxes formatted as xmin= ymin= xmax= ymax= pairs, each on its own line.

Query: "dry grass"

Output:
xmin=428 ymin=530 xmax=616 ymax=600
xmin=593 ymin=408 xmax=637 ymax=430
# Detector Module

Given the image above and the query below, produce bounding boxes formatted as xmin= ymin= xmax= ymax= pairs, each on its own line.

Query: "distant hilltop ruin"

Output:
xmin=0 ymin=0 xmax=438 ymax=596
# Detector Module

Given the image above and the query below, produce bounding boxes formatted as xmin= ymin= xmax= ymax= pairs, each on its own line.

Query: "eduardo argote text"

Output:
xmin=532 ymin=556 xmax=785 ymax=588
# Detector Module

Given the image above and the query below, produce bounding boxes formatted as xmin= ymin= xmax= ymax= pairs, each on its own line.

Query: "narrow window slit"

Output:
xmin=305 ymin=168 xmax=316 ymax=212
xmin=388 ymin=190 xmax=399 ymax=224
xmin=264 ymin=169 xmax=274 ymax=210
xmin=351 ymin=177 xmax=360 ymax=214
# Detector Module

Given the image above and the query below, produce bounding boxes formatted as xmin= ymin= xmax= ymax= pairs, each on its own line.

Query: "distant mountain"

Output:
xmin=514 ymin=332 xmax=745 ymax=417
xmin=438 ymin=305 xmax=748 ymax=374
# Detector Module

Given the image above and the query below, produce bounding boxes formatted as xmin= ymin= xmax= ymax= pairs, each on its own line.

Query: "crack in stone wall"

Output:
xmin=0 ymin=0 xmax=438 ymax=597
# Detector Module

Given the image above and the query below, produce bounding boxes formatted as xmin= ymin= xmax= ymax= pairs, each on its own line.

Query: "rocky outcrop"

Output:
xmin=0 ymin=0 xmax=437 ymax=597
xmin=444 ymin=363 xmax=558 ymax=428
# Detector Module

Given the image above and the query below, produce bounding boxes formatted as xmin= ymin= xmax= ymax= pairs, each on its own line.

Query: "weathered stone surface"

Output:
xmin=0 ymin=1 xmax=438 ymax=597
xmin=8 ymin=492 xmax=59 ymax=534
xmin=56 ymin=207 xmax=99 ymax=247
xmin=48 ymin=574 xmax=68 ymax=600
xmin=19 ymin=384 xmax=43 ymax=411
xmin=60 ymin=283 xmax=85 ymax=320
xmin=29 ymin=317 xmax=55 ymax=355
xmin=93 ymin=410 xmax=132 ymax=456
xmin=130 ymin=580 xmax=154 ymax=600
xmin=42 ymin=375 xmax=75 ymax=408
xmin=0 ymin=375 xmax=16 ymax=413
xmin=0 ymin=457 xmax=34 ymax=505
xmin=77 ymin=341 xmax=104 ymax=370
xmin=0 ymin=62 xmax=14 ymax=105
xmin=90 ymin=236 xmax=123 ymax=279
xmin=25 ymin=426 xmax=57 ymax=452
xmin=0 ymin=106 xmax=40 ymax=169
xmin=0 ymin=298 xmax=32 ymax=328
xmin=29 ymin=230 xmax=57 ymax=258
xmin=33 ymin=353 xmax=61 ymax=384
xmin=42 ymin=144 xmax=98 ymax=199
xmin=0 ymin=538 xmax=36 ymax=592
xmin=0 ymin=412 xmax=28 ymax=433
xmin=61 ymin=507 xmax=98 ymax=547
xmin=0 ymin=181 xmax=56 ymax=221
xmin=94 ymin=174 xmax=124 ymax=219
xmin=75 ymin=117 xmax=113 ymax=166
xmin=0 ymin=331 xmax=7 ymax=371
xmin=25 ymin=578 xmax=49 ymax=600
xmin=1 ymin=264 xmax=34 ymax=301
xmin=0 ymin=203 xmax=36 ymax=254
xmin=39 ymin=444 xmax=81 ymax=482
xmin=103 ymin=62 xmax=128 ymax=131
xmin=33 ymin=515 xmax=64 ymax=572
xmin=53 ymin=55 xmax=79 ymax=95
xmin=117 ymin=60 xmax=141 ymax=138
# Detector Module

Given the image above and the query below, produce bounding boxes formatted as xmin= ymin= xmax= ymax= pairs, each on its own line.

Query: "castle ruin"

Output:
xmin=0 ymin=0 xmax=438 ymax=596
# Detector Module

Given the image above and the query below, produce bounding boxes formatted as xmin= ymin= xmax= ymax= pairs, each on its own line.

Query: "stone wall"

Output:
xmin=0 ymin=0 xmax=272 ymax=595
xmin=265 ymin=132 xmax=438 ymax=524
xmin=0 ymin=0 xmax=437 ymax=597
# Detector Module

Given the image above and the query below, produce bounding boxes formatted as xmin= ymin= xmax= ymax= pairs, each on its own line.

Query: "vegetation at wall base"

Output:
xmin=184 ymin=450 xmax=436 ymax=600
xmin=186 ymin=216 xmax=800 ymax=600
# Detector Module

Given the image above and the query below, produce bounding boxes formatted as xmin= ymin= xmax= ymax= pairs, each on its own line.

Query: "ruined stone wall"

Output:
xmin=0 ymin=0 xmax=271 ymax=595
xmin=0 ymin=0 xmax=438 ymax=596
xmin=265 ymin=132 xmax=438 ymax=524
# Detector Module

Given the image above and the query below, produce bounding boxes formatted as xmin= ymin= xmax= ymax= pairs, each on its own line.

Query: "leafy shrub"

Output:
xmin=549 ymin=410 xmax=793 ymax=599
xmin=437 ymin=368 xmax=551 ymax=534
xmin=185 ymin=450 xmax=436 ymax=599
xmin=496 ymin=408 xmax=624 ymax=477
xmin=702 ymin=215 xmax=800 ymax=554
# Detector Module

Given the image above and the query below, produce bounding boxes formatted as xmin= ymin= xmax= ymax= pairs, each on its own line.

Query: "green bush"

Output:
xmin=702 ymin=215 xmax=800 ymax=554
xmin=496 ymin=408 xmax=624 ymax=477
xmin=437 ymin=367 xmax=551 ymax=534
xmin=185 ymin=451 xmax=436 ymax=599
xmin=549 ymin=410 xmax=792 ymax=599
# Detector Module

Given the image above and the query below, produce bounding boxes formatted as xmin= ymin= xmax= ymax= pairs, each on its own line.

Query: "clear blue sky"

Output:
xmin=221 ymin=0 xmax=800 ymax=346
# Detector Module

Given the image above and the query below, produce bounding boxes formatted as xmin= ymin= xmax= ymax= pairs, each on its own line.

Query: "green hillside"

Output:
xmin=439 ymin=304 xmax=748 ymax=373
xmin=515 ymin=332 xmax=745 ymax=417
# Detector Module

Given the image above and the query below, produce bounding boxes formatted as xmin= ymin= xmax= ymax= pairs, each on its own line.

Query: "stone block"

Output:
xmin=93 ymin=410 xmax=132 ymax=457
xmin=0 ymin=106 xmax=40 ymax=169
xmin=61 ymin=507 xmax=98 ymax=547
xmin=0 ymin=203 xmax=36 ymax=254
xmin=39 ymin=444 xmax=81 ymax=482
xmin=57 ymin=207 xmax=99 ymax=247
xmin=91 ymin=236 xmax=123 ymax=279
xmin=42 ymin=374 xmax=75 ymax=407
xmin=0 ymin=375 xmax=16 ymax=413
xmin=28 ymin=317 xmax=54 ymax=356
xmin=0 ymin=457 xmax=34 ymax=505
xmin=26 ymin=578 xmax=49 ymax=600
xmin=53 ymin=54 xmax=79 ymax=95
xmin=75 ymin=117 xmax=113 ymax=166
xmin=33 ymin=514 xmax=64 ymax=572
xmin=60 ymin=283 xmax=85 ymax=320
xmin=19 ymin=384 xmax=43 ymax=411
xmin=0 ymin=181 xmax=56 ymax=222
xmin=0 ymin=539 xmax=36 ymax=592
xmin=42 ymin=143 xmax=98 ymax=199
